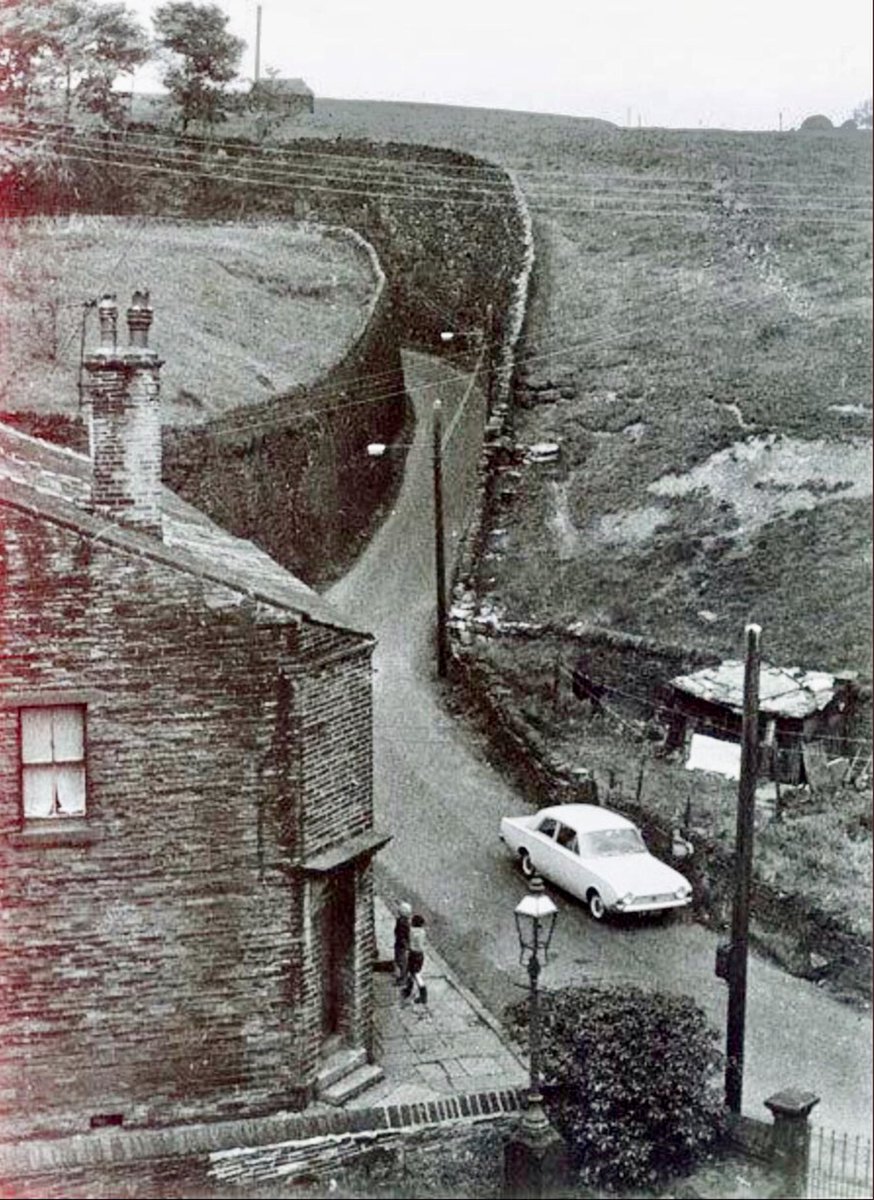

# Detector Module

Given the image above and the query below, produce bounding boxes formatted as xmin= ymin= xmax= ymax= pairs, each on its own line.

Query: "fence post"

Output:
xmin=764 ymin=1088 xmax=819 ymax=1199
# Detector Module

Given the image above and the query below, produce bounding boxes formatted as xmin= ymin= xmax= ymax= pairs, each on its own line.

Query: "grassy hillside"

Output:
xmin=500 ymin=129 xmax=871 ymax=676
xmin=207 ymin=97 xmax=871 ymax=673
xmin=0 ymin=216 xmax=376 ymax=425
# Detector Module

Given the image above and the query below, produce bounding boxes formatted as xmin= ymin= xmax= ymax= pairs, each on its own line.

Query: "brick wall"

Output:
xmin=0 ymin=1088 xmax=524 ymax=1198
xmin=0 ymin=502 xmax=374 ymax=1140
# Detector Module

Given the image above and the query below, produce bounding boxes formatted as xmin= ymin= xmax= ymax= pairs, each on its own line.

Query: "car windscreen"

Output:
xmin=579 ymin=828 xmax=647 ymax=857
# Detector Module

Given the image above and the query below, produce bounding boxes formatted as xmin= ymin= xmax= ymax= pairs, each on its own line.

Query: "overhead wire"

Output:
xmin=4 ymin=125 xmax=869 ymax=474
xmin=91 ymin=257 xmax=865 ymax=447
xmin=10 ymin=117 xmax=873 ymax=207
xmin=3 ymin=122 xmax=872 ymax=222
xmin=7 ymin=183 xmax=866 ymax=459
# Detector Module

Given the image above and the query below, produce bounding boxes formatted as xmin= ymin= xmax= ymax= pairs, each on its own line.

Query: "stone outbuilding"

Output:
xmin=0 ymin=292 xmax=386 ymax=1142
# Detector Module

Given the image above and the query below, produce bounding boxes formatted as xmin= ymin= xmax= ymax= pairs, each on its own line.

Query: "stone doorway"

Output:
xmin=319 ymin=868 xmax=356 ymax=1044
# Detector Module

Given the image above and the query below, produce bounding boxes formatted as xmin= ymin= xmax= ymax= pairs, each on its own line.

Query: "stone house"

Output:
xmin=250 ymin=77 xmax=315 ymax=117
xmin=0 ymin=293 xmax=386 ymax=1142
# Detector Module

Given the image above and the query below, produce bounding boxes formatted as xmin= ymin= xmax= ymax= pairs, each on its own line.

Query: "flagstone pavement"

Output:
xmin=346 ymin=898 xmax=529 ymax=1108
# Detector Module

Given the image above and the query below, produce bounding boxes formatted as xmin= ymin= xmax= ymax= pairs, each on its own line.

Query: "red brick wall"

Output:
xmin=0 ymin=503 xmax=374 ymax=1140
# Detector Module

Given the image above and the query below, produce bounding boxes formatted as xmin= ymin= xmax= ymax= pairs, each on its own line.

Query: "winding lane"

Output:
xmin=328 ymin=350 xmax=873 ymax=1140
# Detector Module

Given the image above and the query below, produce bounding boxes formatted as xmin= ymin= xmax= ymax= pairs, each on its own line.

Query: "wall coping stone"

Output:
xmin=0 ymin=1088 xmax=526 ymax=1178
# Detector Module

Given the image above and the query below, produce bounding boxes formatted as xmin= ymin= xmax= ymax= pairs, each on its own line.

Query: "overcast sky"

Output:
xmin=123 ymin=0 xmax=872 ymax=131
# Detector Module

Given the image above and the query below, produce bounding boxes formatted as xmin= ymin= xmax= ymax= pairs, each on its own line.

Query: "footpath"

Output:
xmin=355 ymin=897 xmax=529 ymax=1107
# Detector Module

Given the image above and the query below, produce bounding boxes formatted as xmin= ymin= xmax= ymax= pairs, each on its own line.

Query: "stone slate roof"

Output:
xmin=671 ymin=660 xmax=839 ymax=720
xmin=251 ymin=77 xmax=313 ymax=96
xmin=0 ymin=423 xmax=369 ymax=638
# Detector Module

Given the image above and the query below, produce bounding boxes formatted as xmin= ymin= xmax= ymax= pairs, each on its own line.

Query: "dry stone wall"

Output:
xmin=2 ymin=125 xmax=531 ymax=586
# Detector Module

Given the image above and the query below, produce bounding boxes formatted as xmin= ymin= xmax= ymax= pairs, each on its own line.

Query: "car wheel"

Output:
xmin=519 ymin=849 xmax=535 ymax=879
xmin=587 ymin=890 xmax=606 ymax=921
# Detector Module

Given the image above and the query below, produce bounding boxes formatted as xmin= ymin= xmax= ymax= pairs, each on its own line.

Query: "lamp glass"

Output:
xmin=514 ymin=879 xmax=558 ymax=957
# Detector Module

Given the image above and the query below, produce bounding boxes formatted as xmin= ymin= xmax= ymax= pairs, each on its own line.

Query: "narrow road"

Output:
xmin=328 ymin=350 xmax=873 ymax=1139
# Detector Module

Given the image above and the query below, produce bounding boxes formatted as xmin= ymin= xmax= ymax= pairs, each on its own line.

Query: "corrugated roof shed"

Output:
xmin=671 ymin=660 xmax=838 ymax=720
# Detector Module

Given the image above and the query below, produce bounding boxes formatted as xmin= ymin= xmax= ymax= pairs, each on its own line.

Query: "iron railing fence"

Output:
xmin=808 ymin=1126 xmax=872 ymax=1199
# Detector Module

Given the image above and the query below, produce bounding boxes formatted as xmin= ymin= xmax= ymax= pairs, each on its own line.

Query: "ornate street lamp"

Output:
xmin=505 ymin=875 xmax=564 ymax=1198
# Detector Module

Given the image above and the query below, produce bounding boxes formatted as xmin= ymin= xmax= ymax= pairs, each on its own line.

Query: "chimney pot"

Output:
xmin=127 ymin=289 xmax=153 ymax=348
xmin=97 ymin=294 xmax=118 ymax=349
xmin=83 ymin=284 xmax=163 ymax=537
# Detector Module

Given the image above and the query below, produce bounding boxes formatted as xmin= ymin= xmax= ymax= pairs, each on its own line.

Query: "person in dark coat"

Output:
xmin=393 ymin=901 xmax=411 ymax=986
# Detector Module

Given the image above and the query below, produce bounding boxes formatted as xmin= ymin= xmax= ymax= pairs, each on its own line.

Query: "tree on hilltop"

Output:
xmin=853 ymin=98 xmax=872 ymax=129
xmin=800 ymin=113 xmax=834 ymax=131
xmin=152 ymin=1 xmax=245 ymax=133
xmin=0 ymin=0 xmax=149 ymax=125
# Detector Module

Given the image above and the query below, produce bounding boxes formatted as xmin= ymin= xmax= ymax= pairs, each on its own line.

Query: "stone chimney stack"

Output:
xmin=82 ymin=289 xmax=163 ymax=537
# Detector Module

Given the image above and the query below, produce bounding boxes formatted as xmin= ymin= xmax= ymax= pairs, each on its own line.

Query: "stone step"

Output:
xmin=316 ymin=1045 xmax=367 ymax=1093
xmin=319 ymin=1063 xmax=385 ymax=1108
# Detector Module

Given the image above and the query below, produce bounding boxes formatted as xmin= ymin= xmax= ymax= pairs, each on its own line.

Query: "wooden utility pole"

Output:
xmin=725 ymin=623 xmax=762 ymax=1114
xmin=254 ymin=4 xmax=262 ymax=83
xmin=433 ymin=400 xmax=448 ymax=678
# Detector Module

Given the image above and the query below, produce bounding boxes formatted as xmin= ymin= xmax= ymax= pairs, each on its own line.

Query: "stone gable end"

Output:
xmin=0 ymin=501 xmax=375 ymax=1139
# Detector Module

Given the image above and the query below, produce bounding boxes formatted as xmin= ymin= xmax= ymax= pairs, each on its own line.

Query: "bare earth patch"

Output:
xmin=586 ymin=434 xmax=872 ymax=550
xmin=0 ymin=216 xmax=377 ymax=425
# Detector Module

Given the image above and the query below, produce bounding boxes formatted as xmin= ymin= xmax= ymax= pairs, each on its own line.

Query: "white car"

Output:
xmin=500 ymin=803 xmax=692 ymax=920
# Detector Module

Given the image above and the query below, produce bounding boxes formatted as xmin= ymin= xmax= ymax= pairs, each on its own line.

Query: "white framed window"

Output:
xmin=20 ymin=706 xmax=86 ymax=820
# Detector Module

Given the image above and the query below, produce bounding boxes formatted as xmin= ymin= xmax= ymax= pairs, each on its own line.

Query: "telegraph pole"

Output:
xmin=254 ymin=4 xmax=262 ymax=83
xmin=432 ymin=400 xmax=448 ymax=678
xmin=725 ymin=622 xmax=762 ymax=1114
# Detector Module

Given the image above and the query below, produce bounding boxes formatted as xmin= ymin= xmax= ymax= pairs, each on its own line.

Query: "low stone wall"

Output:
xmin=0 ymin=1089 xmax=523 ymax=1200
xmin=208 ymin=1095 xmax=519 ymax=1196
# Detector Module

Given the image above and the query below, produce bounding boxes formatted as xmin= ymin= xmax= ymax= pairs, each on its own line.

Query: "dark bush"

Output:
xmin=800 ymin=114 xmax=834 ymax=131
xmin=506 ymin=984 xmax=726 ymax=1190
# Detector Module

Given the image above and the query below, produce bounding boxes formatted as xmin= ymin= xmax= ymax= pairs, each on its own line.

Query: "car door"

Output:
xmin=553 ymin=822 xmax=584 ymax=898
xmin=529 ymin=815 xmax=559 ymax=877
xmin=573 ymin=832 xmax=601 ymax=902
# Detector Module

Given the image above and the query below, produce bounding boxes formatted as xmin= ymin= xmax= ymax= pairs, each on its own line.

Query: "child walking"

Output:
xmin=403 ymin=914 xmax=427 ymax=1005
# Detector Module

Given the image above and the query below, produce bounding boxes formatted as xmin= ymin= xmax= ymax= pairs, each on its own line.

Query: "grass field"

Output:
xmin=497 ymin=128 xmax=872 ymax=676
xmin=0 ymin=215 xmax=376 ymax=424
xmin=221 ymin=97 xmax=872 ymax=674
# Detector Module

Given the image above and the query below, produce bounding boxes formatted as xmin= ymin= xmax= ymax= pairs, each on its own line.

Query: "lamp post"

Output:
xmin=505 ymin=875 xmax=564 ymax=1199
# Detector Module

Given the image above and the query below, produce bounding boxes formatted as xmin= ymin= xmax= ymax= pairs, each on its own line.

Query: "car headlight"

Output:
xmin=616 ymin=892 xmax=635 ymax=909
xmin=675 ymin=885 xmax=691 ymax=899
